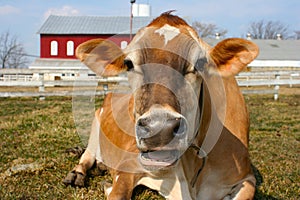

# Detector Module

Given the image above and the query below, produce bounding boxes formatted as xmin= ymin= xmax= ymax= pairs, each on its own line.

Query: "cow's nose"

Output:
xmin=136 ymin=114 xmax=187 ymax=147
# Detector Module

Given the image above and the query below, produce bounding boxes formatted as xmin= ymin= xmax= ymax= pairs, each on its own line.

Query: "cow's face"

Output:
xmin=76 ymin=13 xmax=258 ymax=171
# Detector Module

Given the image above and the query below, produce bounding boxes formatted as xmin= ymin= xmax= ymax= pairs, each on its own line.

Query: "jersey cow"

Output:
xmin=64 ymin=12 xmax=259 ymax=199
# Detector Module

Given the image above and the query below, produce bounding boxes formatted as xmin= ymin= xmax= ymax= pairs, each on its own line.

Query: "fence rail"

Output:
xmin=0 ymin=90 xmax=107 ymax=98
xmin=1 ymin=69 xmax=299 ymax=100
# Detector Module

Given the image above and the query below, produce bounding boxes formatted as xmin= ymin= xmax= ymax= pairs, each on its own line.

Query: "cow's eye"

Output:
xmin=124 ymin=59 xmax=134 ymax=71
xmin=195 ymin=57 xmax=207 ymax=72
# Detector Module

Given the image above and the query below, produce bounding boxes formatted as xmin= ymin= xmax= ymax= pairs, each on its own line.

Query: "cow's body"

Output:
xmin=64 ymin=12 xmax=259 ymax=199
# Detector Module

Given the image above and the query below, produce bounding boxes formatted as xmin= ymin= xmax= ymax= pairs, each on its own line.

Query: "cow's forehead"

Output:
xmin=125 ymin=24 xmax=206 ymax=68
xmin=130 ymin=24 xmax=198 ymax=48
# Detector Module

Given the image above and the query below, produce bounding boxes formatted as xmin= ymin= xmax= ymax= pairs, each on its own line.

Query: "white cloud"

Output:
xmin=0 ymin=5 xmax=20 ymax=15
xmin=44 ymin=5 xmax=80 ymax=19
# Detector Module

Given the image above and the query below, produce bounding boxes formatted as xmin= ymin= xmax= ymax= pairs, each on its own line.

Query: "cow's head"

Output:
xmin=76 ymin=12 xmax=258 ymax=171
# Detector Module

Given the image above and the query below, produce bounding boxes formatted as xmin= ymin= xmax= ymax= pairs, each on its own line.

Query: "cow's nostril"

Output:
xmin=137 ymin=117 xmax=148 ymax=127
xmin=136 ymin=124 xmax=149 ymax=139
xmin=173 ymin=118 xmax=187 ymax=136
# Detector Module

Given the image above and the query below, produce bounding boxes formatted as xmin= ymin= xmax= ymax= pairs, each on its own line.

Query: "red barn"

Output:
xmin=30 ymin=15 xmax=152 ymax=75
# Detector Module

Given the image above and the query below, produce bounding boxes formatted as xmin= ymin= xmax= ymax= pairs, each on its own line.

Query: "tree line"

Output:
xmin=193 ymin=20 xmax=299 ymax=40
xmin=1 ymin=20 xmax=300 ymax=68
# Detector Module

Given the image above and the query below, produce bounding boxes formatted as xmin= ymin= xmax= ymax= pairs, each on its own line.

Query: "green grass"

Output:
xmin=245 ymin=94 xmax=300 ymax=200
xmin=0 ymin=94 xmax=299 ymax=199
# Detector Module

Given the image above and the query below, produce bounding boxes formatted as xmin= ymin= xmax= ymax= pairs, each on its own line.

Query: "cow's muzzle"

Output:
xmin=135 ymin=107 xmax=188 ymax=170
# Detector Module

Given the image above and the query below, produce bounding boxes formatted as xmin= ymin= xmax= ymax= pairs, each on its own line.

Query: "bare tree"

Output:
xmin=0 ymin=31 xmax=28 ymax=68
xmin=192 ymin=21 xmax=227 ymax=38
xmin=247 ymin=20 xmax=291 ymax=39
xmin=294 ymin=31 xmax=300 ymax=40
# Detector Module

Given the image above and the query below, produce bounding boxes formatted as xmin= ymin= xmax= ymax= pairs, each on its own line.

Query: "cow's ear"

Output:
xmin=208 ymin=38 xmax=259 ymax=77
xmin=76 ymin=39 xmax=126 ymax=77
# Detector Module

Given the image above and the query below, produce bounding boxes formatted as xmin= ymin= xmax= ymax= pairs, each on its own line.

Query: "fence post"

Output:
xmin=289 ymin=74 xmax=293 ymax=88
xmin=274 ymin=74 xmax=280 ymax=100
xmin=39 ymin=73 xmax=45 ymax=100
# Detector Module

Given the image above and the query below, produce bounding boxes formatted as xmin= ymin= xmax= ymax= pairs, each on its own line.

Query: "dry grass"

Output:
xmin=246 ymin=94 xmax=300 ymax=199
xmin=0 ymin=93 xmax=299 ymax=199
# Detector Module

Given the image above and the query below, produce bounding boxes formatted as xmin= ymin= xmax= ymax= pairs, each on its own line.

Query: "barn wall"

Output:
xmin=40 ymin=34 xmax=131 ymax=59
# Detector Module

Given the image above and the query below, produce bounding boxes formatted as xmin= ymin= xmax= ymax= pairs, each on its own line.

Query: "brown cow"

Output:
xmin=64 ymin=12 xmax=259 ymax=200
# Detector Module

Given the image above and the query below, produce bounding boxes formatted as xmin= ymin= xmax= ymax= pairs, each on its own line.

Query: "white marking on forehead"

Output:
xmin=154 ymin=24 xmax=180 ymax=45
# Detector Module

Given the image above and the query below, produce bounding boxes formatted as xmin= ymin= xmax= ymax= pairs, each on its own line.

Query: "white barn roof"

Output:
xmin=38 ymin=15 xmax=153 ymax=35
xmin=251 ymin=40 xmax=300 ymax=61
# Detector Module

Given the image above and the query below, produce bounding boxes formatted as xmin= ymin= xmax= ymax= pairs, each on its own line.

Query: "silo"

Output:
xmin=132 ymin=4 xmax=151 ymax=17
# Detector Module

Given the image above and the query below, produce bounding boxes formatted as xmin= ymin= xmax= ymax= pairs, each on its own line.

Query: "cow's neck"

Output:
xmin=187 ymin=82 xmax=209 ymax=187
xmin=195 ymin=83 xmax=212 ymax=147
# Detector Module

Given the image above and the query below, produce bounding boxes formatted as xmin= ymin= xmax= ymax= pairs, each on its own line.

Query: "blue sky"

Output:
xmin=1 ymin=0 xmax=299 ymax=59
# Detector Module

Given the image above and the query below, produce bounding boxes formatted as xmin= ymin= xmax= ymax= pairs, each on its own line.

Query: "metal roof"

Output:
xmin=30 ymin=58 xmax=86 ymax=70
xmin=38 ymin=15 xmax=153 ymax=34
xmin=251 ymin=40 xmax=300 ymax=61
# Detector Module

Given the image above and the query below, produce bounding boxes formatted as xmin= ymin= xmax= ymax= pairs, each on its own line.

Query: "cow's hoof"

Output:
xmin=100 ymin=180 xmax=112 ymax=196
xmin=97 ymin=162 xmax=108 ymax=175
xmin=63 ymin=171 xmax=86 ymax=187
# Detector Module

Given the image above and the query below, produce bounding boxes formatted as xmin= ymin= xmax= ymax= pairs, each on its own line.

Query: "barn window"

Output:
xmin=121 ymin=41 xmax=128 ymax=49
xmin=50 ymin=41 xmax=58 ymax=56
xmin=67 ymin=41 xmax=74 ymax=56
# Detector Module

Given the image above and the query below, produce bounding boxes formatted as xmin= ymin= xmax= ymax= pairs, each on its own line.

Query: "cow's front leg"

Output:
xmin=106 ymin=172 xmax=142 ymax=200
xmin=63 ymin=149 xmax=96 ymax=186
xmin=63 ymin=115 xmax=101 ymax=187
xmin=224 ymin=175 xmax=256 ymax=200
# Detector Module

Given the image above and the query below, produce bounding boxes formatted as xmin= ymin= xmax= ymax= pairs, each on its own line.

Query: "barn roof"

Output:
xmin=38 ymin=15 xmax=153 ymax=34
xmin=251 ymin=40 xmax=300 ymax=61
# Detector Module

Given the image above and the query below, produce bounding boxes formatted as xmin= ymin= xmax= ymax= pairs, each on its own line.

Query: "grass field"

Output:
xmin=0 ymin=93 xmax=299 ymax=199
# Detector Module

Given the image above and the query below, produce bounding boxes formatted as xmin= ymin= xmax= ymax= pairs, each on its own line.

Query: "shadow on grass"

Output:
xmin=252 ymin=164 xmax=278 ymax=200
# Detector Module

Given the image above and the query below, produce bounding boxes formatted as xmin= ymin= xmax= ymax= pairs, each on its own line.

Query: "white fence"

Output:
xmin=236 ymin=71 xmax=300 ymax=87
xmin=236 ymin=71 xmax=300 ymax=100
xmin=0 ymin=69 xmax=129 ymax=100
xmin=1 ymin=69 xmax=300 ymax=100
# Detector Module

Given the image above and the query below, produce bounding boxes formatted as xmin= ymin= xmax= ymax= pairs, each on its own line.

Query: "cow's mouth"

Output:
xmin=139 ymin=150 xmax=179 ymax=170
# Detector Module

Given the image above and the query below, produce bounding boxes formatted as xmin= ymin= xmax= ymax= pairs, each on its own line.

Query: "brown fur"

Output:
xmin=147 ymin=11 xmax=189 ymax=28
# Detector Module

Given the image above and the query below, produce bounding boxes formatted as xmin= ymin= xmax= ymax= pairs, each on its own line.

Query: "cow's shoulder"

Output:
xmin=99 ymin=92 xmax=136 ymax=152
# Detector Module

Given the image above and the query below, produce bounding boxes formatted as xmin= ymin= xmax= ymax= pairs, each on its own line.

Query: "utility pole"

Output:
xmin=130 ymin=0 xmax=136 ymax=41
